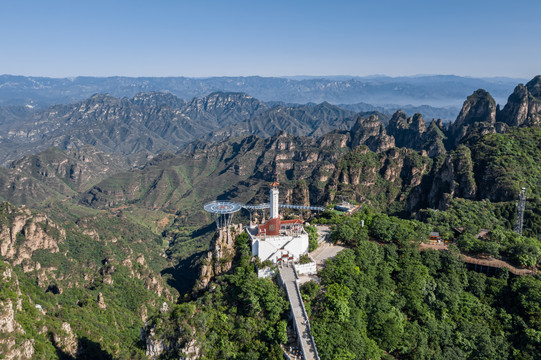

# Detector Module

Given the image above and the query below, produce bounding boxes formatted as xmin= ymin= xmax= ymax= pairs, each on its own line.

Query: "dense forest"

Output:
xmin=142 ymin=232 xmax=289 ymax=359
xmin=2 ymin=76 xmax=541 ymax=359
xmin=142 ymin=206 xmax=541 ymax=359
xmin=308 ymin=209 xmax=541 ymax=360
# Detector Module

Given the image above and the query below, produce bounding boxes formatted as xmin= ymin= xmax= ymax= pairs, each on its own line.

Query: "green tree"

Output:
xmin=305 ymin=225 xmax=319 ymax=252
xmin=324 ymin=283 xmax=353 ymax=323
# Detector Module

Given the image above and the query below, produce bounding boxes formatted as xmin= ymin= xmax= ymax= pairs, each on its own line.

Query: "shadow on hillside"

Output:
xmin=191 ymin=222 xmax=215 ymax=238
xmin=161 ymin=250 xmax=208 ymax=295
xmin=52 ymin=335 xmax=114 ymax=360
xmin=160 ymin=222 xmax=216 ymax=295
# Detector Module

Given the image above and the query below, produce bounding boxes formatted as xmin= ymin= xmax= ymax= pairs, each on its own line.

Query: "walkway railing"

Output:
xmin=279 ymin=265 xmax=320 ymax=360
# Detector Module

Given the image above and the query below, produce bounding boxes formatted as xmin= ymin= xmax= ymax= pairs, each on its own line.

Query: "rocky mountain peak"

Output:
xmin=449 ymin=89 xmax=497 ymax=146
xmin=85 ymin=93 xmax=122 ymax=106
xmin=526 ymin=75 xmax=541 ymax=98
xmin=191 ymin=91 xmax=264 ymax=109
xmin=387 ymin=111 xmax=426 ymax=132
xmin=386 ymin=110 xmax=426 ymax=150
xmin=350 ymin=115 xmax=395 ymax=152
xmin=131 ymin=91 xmax=186 ymax=108
xmin=180 ymin=91 xmax=268 ymax=128
xmin=388 ymin=110 xmax=408 ymax=127
xmin=195 ymin=224 xmax=243 ymax=291
xmin=88 ymin=93 xmax=114 ymax=101
xmin=498 ymin=75 xmax=541 ymax=127
xmin=454 ymin=89 xmax=497 ymax=127
xmin=309 ymin=101 xmax=352 ymax=118
xmin=411 ymin=113 xmax=426 ymax=132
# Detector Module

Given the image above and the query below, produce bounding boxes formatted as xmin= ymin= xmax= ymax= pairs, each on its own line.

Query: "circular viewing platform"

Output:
xmin=203 ymin=201 xmax=241 ymax=214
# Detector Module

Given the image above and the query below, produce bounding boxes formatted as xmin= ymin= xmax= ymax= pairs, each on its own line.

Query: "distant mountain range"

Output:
xmin=0 ymin=91 xmax=383 ymax=165
xmin=0 ymin=75 xmax=539 ymax=169
xmin=2 ymin=76 xmax=539 ymax=219
xmin=2 ymin=75 xmax=541 ymax=360
xmin=0 ymin=74 xmax=524 ymax=109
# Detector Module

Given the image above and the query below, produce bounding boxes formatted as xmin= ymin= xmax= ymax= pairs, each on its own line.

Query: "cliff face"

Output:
xmin=0 ymin=203 xmax=64 ymax=266
xmin=350 ymin=115 xmax=395 ymax=153
xmin=0 ymin=262 xmax=35 ymax=359
xmin=386 ymin=111 xmax=447 ymax=157
xmin=421 ymin=120 xmax=447 ymax=157
xmin=141 ymin=303 xmax=199 ymax=360
xmin=196 ymin=224 xmax=244 ymax=291
xmin=394 ymin=78 xmax=541 ymax=213
xmin=498 ymin=76 xmax=541 ymax=127
xmin=386 ymin=111 xmax=426 ymax=150
xmin=325 ymin=146 xmax=432 ymax=210
xmin=449 ymin=89 xmax=499 ymax=147
xmin=425 ymin=145 xmax=476 ymax=210
xmin=0 ymin=145 xmax=130 ymax=207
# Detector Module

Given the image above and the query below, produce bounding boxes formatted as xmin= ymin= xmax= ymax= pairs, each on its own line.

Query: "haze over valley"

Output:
xmin=1 ymin=1 xmax=541 ymax=359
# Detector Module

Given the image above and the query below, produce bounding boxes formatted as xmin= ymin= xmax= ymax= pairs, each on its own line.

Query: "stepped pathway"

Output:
xmin=419 ymin=242 xmax=537 ymax=276
xmin=279 ymin=264 xmax=318 ymax=360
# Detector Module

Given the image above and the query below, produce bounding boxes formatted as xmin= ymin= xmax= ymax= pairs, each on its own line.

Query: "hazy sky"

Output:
xmin=1 ymin=0 xmax=539 ymax=78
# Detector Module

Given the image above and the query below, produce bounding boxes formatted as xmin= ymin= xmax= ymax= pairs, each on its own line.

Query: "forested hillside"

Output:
xmin=0 ymin=202 xmax=175 ymax=359
xmin=1 ymin=76 xmax=541 ymax=359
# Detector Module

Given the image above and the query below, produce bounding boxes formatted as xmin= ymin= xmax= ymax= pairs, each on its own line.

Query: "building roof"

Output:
xmin=280 ymin=219 xmax=303 ymax=225
xmin=258 ymin=218 xmax=281 ymax=236
xmin=257 ymin=218 xmax=303 ymax=236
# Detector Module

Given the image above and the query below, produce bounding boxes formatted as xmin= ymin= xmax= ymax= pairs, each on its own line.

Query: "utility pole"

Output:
xmin=514 ymin=187 xmax=526 ymax=236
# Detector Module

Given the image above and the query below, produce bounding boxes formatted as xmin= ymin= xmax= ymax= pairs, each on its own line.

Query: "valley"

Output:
xmin=1 ymin=75 xmax=541 ymax=359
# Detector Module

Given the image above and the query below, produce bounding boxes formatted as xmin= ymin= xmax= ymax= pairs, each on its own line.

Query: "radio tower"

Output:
xmin=514 ymin=187 xmax=526 ymax=235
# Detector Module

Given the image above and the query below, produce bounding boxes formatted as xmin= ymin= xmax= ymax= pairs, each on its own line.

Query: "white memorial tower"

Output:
xmin=270 ymin=176 xmax=280 ymax=219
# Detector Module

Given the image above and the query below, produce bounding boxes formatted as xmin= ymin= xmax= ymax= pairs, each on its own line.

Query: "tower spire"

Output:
xmin=271 ymin=171 xmax=279 ymax=187
xmin=270 ymin=171 xmax=280 ymax=219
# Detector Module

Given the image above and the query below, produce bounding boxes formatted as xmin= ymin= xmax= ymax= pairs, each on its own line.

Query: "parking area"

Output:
xmin=310 ymin=241 xmax=346 ymax=266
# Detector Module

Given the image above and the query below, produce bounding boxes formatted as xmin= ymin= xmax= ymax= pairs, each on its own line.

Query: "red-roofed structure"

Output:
xmin=257 ymin=218 xmax=304 ymax=237
xmin=246 ymin=175 xmax=309 ymax=263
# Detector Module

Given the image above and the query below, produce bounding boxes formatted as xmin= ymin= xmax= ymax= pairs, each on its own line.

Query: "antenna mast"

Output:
xmin=514 ymin=187 xmax=526 ymax=235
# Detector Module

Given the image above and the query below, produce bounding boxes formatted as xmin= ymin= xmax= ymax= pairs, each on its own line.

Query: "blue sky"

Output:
xmin=1 ymin=0 xmax=539 ymax=78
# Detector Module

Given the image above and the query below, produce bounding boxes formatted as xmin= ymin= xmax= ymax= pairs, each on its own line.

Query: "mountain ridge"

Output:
xmin=0 ymin=74 xmax=523 ymax=108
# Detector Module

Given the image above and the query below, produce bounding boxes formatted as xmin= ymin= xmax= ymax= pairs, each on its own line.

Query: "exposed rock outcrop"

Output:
xmin=97 ymin=292 xmax=107 ymax=310
xmin=0 ymin=262 xmax=35 ymax=359
xmin=405 ymin=145 xmax=477 ymax=212
xmin=421 ymin=120 xmax=447 ymax=157
xmin=350 ymin=115 xmax=395 ymax=152
xmin=196 ymin=224 xmax=243 ymax=291
xmin=427 ymin=146 xmax=476 ymax=210
xmin=0 ymin=203 xmax=64 ymax=266
xmin=52 ymin=322 xmax=78 ymax=358
xmin=141 ymin=307 xmax=199 ymax=360
xmin=449 ymin=89 xmax=498 ymax=147
xmin=386 ymin=111 xmax=426 ymax=150
xmin=117 ymin=255 xmax=172 ymax=300
xmin=386 ymin=110 xmax=447 ymax=157
xmin=142 ymin=325 xmax=199 ymax=360
xmin=326 ymin=146 xmax=431 ymax=208
xmin=498 ymin=75 xmax=541 ymax=127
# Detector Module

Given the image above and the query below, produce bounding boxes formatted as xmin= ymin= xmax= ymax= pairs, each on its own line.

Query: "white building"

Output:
xmin=246 ymin=180 xmax=309 ymax=263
